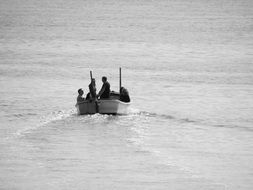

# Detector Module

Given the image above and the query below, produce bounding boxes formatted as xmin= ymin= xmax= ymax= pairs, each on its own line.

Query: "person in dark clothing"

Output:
xmin=97 ymin=76 xmax=110 ymax=99
xmin=85 ymin=92 xmax=91 ymax=100
xmin=120 ymin=87 xmax=130 ymax=102
xmin=88 ymin=78 xmax=97 ymax=99
xmin=77 ymin=88 xmax=85 ymax=102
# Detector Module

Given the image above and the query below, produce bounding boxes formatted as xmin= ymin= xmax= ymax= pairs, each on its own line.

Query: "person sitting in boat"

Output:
xmin=77 ymin=88 xmax=85 ymax=103
xmin=97 ymin=76 xmax=110 ymax=99
xmin=86 ymin=78 xmax=97 ymax=100
xmin=120 ymin=87 xmax=130 ymax=103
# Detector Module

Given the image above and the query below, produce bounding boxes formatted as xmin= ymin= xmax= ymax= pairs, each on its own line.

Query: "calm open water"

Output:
xmin=0 ymin=0 xmax=253 ymax=189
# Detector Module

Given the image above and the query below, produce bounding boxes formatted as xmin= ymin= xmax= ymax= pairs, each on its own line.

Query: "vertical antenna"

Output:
xmin=90 ymin=71 xmax=93 ymax=81
xmin=119 ymin=67 xmax=122 ymax=93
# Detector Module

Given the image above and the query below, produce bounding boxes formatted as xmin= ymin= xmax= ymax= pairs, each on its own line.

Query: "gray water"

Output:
xmin=1 ymin=0 xmax=253 ymax=189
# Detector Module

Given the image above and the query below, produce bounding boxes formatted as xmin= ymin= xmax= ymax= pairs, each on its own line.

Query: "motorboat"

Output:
xmin=75 ymin=68 xmax=131 ymax=115
xmin=76 ymin=98 xmax=130 ymax=115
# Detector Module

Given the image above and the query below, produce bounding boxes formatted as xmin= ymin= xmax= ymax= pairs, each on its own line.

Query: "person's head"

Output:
xmin=120 ymin=87 xmax=124 ymax=93
xmin=102 ymin=76 xmax=107 ymax=83
xmin=78 ymin=88 xmax=83 ymax=95
xmin=91 ymin=78 xmax=96 ymax=84
xmin=124 ymin=88 xmax=129 ymax=95
xmin=120 ymin=87 xmax=128 ymax=95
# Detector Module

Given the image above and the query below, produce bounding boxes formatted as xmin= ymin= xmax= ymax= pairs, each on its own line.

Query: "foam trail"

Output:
xmin=127 ymin=107 xmax=141 ymax=114
xmin=39 ymin=109 xmax=76 ymax=126
xmin=10 ymin=109 xmax=76 ymax=139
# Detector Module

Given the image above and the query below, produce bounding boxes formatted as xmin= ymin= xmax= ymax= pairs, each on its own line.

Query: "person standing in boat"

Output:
xmin=97 ymin=76 xmax=110 ymax=99
xmin=86 ymin=78 xmax=96 ymax=100
xmin=77 ymin=88 xmax=85 ymax=102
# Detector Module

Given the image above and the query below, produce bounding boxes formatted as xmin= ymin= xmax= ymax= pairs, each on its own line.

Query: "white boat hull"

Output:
xmin=76 ymin=99 xmax=130 ymax=115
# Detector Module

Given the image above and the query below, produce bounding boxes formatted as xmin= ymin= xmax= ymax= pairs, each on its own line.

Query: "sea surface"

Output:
xmin=1 ymin=0 xmax=253 ymax=189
